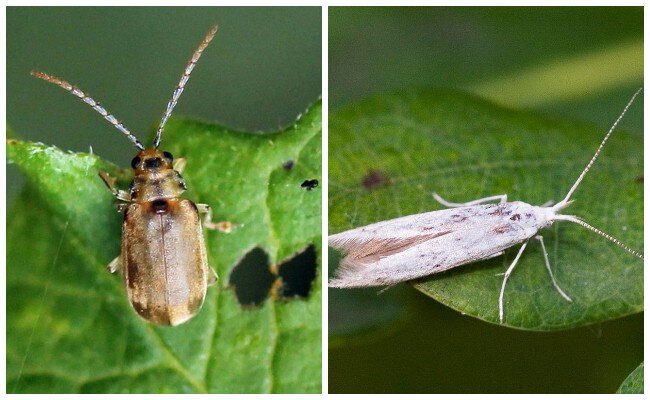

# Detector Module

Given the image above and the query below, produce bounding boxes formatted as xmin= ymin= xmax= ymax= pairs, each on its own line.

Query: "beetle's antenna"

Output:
xmin=153 ymin=25 xmax=218 ymax=148
xmin=31 ymin=71 xmax=145 ymax=151
xmin=556 ymin=87 xmax=642 ymax=208
xmin=554 ymin=215 xmax=643 ymax=259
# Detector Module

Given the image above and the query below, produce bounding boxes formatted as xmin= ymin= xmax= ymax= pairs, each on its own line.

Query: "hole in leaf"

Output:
xmin=277 ymin=244 xmax=318 ymax=298
xmin=229 ymin=245 xmax=318 ymax=306
xmin=229 ymin=247 xmax=275 ymax=306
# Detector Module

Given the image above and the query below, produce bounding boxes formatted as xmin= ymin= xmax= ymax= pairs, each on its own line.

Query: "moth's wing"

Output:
xmin=329 ymin=208 xmax=465 ymax=260
xmin=329 ymin=204 xmax=538 ymax=287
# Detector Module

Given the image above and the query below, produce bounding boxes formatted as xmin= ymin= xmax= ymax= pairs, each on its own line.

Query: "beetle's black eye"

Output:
xmin=163 ymin=151 xmax=174 ymax=163
xmin=131 ymin=156 xmax=141 ymax=169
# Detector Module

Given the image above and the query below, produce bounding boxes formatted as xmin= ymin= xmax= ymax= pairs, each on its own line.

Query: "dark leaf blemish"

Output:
xmin=283 ymin=160 xmax=294 ymax=170
xmin=362 ymin=169 xmax=390 ymax=190
xmin=301 ymin=179 xmax=319 ymax=191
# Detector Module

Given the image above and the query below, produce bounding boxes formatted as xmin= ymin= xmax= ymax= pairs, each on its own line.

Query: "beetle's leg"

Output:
xmin=208 ymin=267 xmax=219 ymax=286
xmin=498 ymin=240 xmax=529 ymax=323
xmin=433 ymin=193 xmax=507 ymax=208
xmin=534 ymin=235 xmax=572 ymax=302
xmin=98 ymin=171 xmax=130 ymax=202
xmin=172 ymin=157 xmax=187 ymax=173
xmin=107 ymin=256 xmax=122 ymax=274
xmin=196 ymin=203 xmax=238 ymax=232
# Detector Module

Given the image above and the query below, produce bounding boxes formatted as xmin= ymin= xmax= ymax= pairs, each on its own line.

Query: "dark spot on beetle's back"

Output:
xmin=152 ymin=199 xmax=169 ymax=214
xmin=132 ymin=302 xmax=169 ymax=325
xmin=362 ymin=169 xmax=390 ymax=190
xmin=494 ymin=225 xmax=510 ymax=234
xmin=510 ymin=214 xmax=521 ymax=221
xmin=126 ymin=259 xmax=139 ymax=288
xmin=131 ymin=300 xmax=147 ymax=315
xmin=186 ymin=293 xmax=204 ymax=314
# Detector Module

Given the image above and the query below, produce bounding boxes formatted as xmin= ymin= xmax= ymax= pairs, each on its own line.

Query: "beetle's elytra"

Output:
xmin=32 ymin=26 xmax=231 ymax=326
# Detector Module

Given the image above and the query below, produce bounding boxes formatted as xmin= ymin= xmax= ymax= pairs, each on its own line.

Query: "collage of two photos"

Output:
xmin=6 ymin=6 xmax=644 ymax=395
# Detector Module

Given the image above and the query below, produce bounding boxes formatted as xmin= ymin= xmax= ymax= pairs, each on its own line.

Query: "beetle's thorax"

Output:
xmin=129 ymin=148 xmax=186 ymax=203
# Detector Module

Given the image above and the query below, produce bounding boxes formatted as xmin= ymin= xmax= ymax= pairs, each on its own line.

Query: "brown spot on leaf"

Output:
xmin=362 ymin=169 xmax=391 ymax=190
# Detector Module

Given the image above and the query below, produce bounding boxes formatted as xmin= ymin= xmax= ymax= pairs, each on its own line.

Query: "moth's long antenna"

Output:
xmin=555 ymin=215 xmax=643 ymax=259
xmin=558 ymin=88 xmax=642 ymax=207
xmin=153 ymin=25 xmax=218 ymax=148
xmin=31 ymin=71 xmax=145 ymax=151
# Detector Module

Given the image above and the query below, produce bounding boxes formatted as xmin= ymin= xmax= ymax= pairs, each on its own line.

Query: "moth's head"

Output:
xmin=131 ymin=148 xmax=174 ymax=175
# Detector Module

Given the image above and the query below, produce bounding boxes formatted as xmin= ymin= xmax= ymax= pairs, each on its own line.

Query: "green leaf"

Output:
xmin=329 ymin=90 xmax=642 ymax=331
xmin=328 ymin=248 xmax=405 ymax=341
xmin=7 ymin=100 xmax=322 ymax=394
xmin=617 ymin=362 xmax=643 ymax=394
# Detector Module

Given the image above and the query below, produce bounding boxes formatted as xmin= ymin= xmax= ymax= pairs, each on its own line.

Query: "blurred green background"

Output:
xmin=7 ymin=6 xmax=321 ymax=204
xmin=328 ymin=7 xmax=643 ymax=393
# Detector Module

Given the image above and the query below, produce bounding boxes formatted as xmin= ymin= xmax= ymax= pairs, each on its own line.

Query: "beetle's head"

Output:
xmin=131 ymin=148 xmax=174 ymax=175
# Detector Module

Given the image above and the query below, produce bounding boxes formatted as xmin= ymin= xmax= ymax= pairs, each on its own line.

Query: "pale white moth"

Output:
xmin=329 ymin=88 xmax=643 ymax=323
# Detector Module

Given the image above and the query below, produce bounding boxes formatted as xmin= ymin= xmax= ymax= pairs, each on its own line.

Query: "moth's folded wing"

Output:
xmin=328 ymin=229 xmax=453 ymax=288
xmin=328 ymin=209 xmax=462 ymax=258
xmin=329 ymin=218 xmax=526 ymax=287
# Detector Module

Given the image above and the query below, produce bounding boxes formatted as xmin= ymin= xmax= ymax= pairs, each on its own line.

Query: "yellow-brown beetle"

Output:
xmin=32 ymin=26 xmax=231 ymax=326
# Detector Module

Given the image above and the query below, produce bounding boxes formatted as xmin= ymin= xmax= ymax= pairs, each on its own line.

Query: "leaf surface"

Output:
xmin=617 ymin=362 xmax=643 ymax=394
